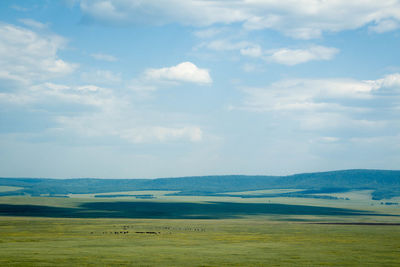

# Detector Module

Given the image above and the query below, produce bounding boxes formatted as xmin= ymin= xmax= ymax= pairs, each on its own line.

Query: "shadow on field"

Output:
xmin=0 ymin=201 xmax=391 ymax=219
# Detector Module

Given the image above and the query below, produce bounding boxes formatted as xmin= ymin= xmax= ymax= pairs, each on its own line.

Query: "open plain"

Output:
xmin=1 ymin=191 xmax=400 ymax=266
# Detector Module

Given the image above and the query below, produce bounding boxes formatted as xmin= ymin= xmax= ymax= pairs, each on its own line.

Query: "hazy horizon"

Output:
xmin=1 ymin=168 xmax=400 ymax=180
xmin=1 ymin=1 xmax=399 ymax=178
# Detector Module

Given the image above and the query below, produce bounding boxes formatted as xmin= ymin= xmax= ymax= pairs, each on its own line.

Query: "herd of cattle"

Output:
xmin=89 ymin=225 xmax=206 ymax=235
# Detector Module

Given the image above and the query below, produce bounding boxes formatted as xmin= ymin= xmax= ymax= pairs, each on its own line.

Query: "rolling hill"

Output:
xmin=0 ymin=169 xmax=399 ymax=200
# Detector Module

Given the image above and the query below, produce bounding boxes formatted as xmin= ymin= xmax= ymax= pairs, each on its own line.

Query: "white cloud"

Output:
xmin=91 ymin=53 xmax=118 ymax=62
xmin=369 ymin=19 xmax=400 ymax=33
xmin=54 ymin=112 xmax=204 ymax=144
xmin=201 ymin=40 xmax=339 ymax=65
xmin=202 ymin=39 xmax=253 ymax=51
xmin=7 ymin=82 xmax=116 ymax=108
xmin=145 ymin=62 xmax=212 ymax=84
xmin=238 ymin=76 xmax=392 ymax=113
xmin=0 ymin=23 xmax=76 ymax=87
xmin=78 ymin=0 xmax=400 ymax=39
xmin=368 ymin=73 xmax=400 ymax=90
xmin=267 ymin=46 xmax=339 ymax=66
xmin=0 ymin=76 xmax=205 ymax=145
xmin=52 ymin=107 xmax=204 ymax=144
xmin=0 ymin=71 xmax=30 ymax=88
xmin=18 ymin=18 xmax=48 ymax=30
xmin=76 ymin=85 xmax=103 ymax=92
xmin=235 ymin=74 xmax=400 ymax=138
xmin=80 ymin=0 xmax=247 ymax=27
xmin=240 ymin=45 xmax=262 ymax=58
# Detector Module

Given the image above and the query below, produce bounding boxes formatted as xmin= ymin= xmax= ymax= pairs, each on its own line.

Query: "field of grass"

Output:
xmin=310 ymin=190 xmax=374 ymax=200
xmin=219 ymin=189 xmax=304 ymax=195
xmin=1 ymin=216 xmax=400 ymax=266
xmin=0 ymin=186 xmax=23 ymax=193
xmin=1 ymin=193 xmax=400 ymax=266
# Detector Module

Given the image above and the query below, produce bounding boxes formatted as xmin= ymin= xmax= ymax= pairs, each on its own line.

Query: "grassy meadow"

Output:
xmin=1 ymin=190 xmax=400 ymax=266
xmin=0 ymin=191 xmax=400 ymax=266
xmin=1 ymin=216 xmax=400 ymax=266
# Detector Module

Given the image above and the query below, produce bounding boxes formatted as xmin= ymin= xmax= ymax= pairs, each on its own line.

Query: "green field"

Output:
xmin=219 ymin=189 xmax=305 ymax=195
xmin=1 ymin=194 xmax=400 ymax=266
xmin=1 ymin=216 xmax=400 ymax=266
xmin=0 ymin=186 xmax=23 ymax=193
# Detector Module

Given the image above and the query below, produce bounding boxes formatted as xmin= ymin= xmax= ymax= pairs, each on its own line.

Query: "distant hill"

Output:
xmin=0 ymin=169 xmax=399 ymax=200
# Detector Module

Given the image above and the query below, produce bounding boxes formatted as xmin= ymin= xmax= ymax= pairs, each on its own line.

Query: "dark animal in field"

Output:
xmin=135 ymin=231 xmax=159 ymax=234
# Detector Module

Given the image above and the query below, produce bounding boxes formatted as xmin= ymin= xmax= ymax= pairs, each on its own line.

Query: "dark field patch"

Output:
xmin=310 ymin=222 xmax=400 ymax=226
xmin=0 ymin=201 xmax=391 ymax=219
xmin=94 ymin=194 xmax=155 ymax=199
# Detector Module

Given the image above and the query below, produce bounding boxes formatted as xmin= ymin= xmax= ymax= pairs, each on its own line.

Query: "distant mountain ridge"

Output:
xmin=1 ymin=169 xmax=399 ymax=200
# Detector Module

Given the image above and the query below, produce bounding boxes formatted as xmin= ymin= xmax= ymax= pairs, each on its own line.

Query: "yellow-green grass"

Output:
xmin=219 ymin=189 xmax=304 ymax=195
xmin=310 ymin=190 xmax=374 ymax=201
xmin=0 ymin=216 xmax=400 ymax=266
xmin=0 ymin=186 xmax=23 ymax=193
xmin=1 ymin=196 xmax=400 ymax=265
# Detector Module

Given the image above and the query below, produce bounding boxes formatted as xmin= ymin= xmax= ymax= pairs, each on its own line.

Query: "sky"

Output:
xmin=0 ymin=0 xmax=399 ymax=178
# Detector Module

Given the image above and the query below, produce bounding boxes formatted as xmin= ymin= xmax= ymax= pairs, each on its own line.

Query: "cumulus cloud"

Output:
xmin=233 ymin=73 xmax=400 ymax=145
xmin=267 ymin=46 xmax=339 ymax=66
xmin=1 ymin=78 xmax=205 ymax=145
xmin=369 ymin=20 xmax=400 ymax=33
xmin=235 ymin=74 xmax=400 ymax=135
xmin=0 ymin=80 xmax=120 ymax=114
xmin=368 ymin=73 xmax=400 ymax=91
xmin=238 ymin=75 xmax=399 ymax=112
xmin=55 ymin=113 xmax=204 ymax=143
xmin=52 ymin=103 xmax=204 ymax=144
xmin=27 ymin=82 xmax=115 ymax=108
xmin=201 ymin=40 xmax=339 ymax=65
xmin=144 ymin=62 xmax=212 ymax=84
xmin=78 ymin=0 xmax=400 ymax=38
xmin=0 ymin=23 xmax=76 ymax=87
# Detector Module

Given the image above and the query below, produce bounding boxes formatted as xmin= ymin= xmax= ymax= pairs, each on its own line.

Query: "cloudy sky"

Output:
xmin=1 ymin=0 xmax=399 ymax=178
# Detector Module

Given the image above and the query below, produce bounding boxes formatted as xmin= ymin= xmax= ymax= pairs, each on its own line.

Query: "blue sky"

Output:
xmin=0 ymin=0 xmax=399 ymax=178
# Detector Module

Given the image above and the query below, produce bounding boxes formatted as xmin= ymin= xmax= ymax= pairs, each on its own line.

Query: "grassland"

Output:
xmin=1 ymin=216 xmax=400 ymax=266
xmin=1 ymin=191 xmax=400 ymax=266
xmin=0 ymin=186 xmax=23 ymax=193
